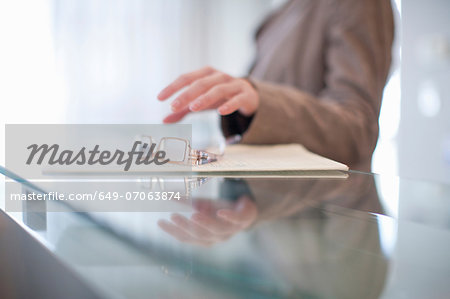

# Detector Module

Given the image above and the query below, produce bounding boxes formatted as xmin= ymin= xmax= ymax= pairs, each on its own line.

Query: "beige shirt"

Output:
xmin=222 ymin=0 xmax=394 ymax=169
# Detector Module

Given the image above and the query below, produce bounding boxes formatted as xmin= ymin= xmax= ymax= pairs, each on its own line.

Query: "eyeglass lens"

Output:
xmin=159 ymin=138 xmax=188 ymax=163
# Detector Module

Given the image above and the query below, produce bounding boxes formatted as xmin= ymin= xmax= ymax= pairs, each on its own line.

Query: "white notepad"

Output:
xmin=42 ymin=144 xmax=348 ymax=177
xmin=193 ymin=144 xmax=348 ymax=172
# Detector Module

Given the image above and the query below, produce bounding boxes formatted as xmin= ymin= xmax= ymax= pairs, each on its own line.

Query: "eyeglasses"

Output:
xmin=136 ymin=136 xmax=223 ymax=166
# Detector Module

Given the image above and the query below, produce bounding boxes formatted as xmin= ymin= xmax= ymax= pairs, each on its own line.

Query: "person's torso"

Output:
xmin=250 ymin=0 xmax=329 ymax=96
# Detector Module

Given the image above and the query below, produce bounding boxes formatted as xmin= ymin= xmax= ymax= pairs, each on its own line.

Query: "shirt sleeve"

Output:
xmin=221 ymin=0 xmax=394 ymax=166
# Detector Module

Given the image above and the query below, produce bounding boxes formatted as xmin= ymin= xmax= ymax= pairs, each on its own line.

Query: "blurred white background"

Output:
xmin=0 ymin=0 xmax=276 ymax=157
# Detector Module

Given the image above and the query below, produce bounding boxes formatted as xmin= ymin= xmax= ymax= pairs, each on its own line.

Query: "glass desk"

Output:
xmin=1 ymin=169 xmax=449 ymax=299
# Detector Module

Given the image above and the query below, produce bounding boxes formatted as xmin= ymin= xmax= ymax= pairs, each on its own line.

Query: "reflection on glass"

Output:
xmin=2 ymin=168 xmax=396 ymax=298
xmin=156 ymin=174 xmax=388 ymax=298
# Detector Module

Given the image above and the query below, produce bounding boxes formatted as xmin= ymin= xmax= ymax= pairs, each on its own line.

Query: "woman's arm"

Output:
xmin=158 ymin=0 xmax=394 ymax=166
xmin=222 ymin=0 xmax=394 ymax=165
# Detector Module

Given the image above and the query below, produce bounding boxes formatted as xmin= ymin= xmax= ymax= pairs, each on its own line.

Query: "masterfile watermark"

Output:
xmin=5 ymin=180 xmax=191 ymax=212
xmin=4 ymin=124 xmax=193 ymax=212
xmin=26 ymin=141 xmax=170 ymax=171
xmin=9 ymin=191 xmax=181 ymax=201
xmin=5 ymin=124 xmax=192 ymax=179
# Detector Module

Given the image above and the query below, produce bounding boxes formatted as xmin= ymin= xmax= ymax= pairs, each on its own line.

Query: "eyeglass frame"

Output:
xmin=137 ymin=136 xmax=222 ymax=166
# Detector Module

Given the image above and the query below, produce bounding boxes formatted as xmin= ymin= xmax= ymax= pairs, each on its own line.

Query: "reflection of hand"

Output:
xmin=157 ymin=66 xmax=259 ymax=123
xmin=158 ymin=195 xmax=258 ymax=247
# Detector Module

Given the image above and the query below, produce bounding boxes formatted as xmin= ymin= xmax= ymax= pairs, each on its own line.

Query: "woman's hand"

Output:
xmin=157 ymin=66 xmax=259 ymax=123
xmin=158 ymin=196 xmax=258 ymax=247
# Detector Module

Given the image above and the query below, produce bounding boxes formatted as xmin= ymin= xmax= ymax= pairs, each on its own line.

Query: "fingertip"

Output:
xmin=157 ymin=89 xmax=171 ymax=100
xmin=163 ymin=112 xmax=187 ymax=124
xmin=162 ymin=116 xmax=173 ymax=124
xmin=217 ymin=106 xmax=231 ymax=115
xmin=189 ymin=103 xmax=199 ymax=112
xmin=157 ymin=93 xmax=165 ymax=101
xmin=217 ymin=108 xmax=226 ymax=115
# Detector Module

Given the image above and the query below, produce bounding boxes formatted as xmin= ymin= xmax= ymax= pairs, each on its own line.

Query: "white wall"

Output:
xmin=398 ymin=0 xmax=450 ymax=183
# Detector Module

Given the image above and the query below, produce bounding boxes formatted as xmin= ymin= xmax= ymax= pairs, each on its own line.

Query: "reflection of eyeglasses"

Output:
xmin=137 ymin=136 xmax=222 ymax=166
xmin=138 ymin=176 xmax=210 ymax=197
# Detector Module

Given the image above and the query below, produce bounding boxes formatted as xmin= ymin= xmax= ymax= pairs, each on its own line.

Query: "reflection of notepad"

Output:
xmin=193 ymin=144 xmax=348 ymax=173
